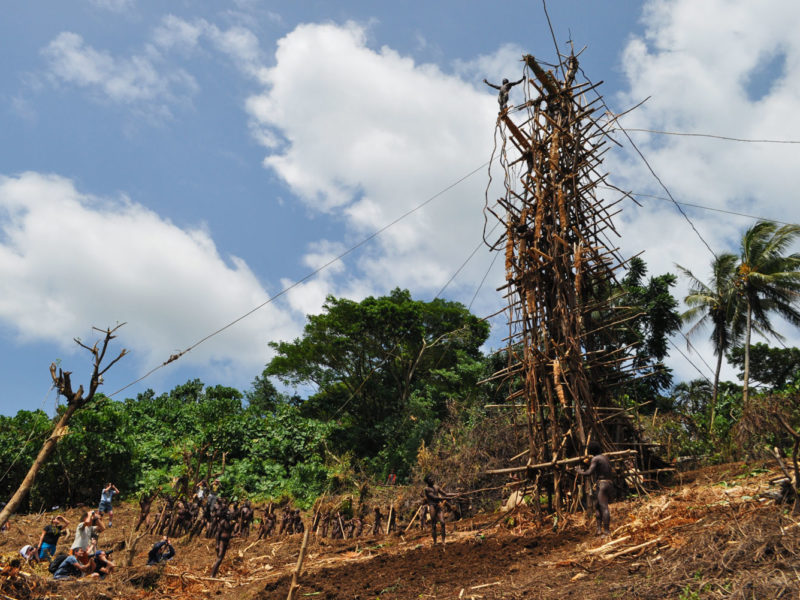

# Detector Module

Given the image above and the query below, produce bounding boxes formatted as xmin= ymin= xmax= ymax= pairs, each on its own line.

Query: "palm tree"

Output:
xmin=672 ymin=379 xmax=713 ymax=415
xmin=736 ymin=221 xmax=800 ymax=407
xmin=677 ymin=253 xmax=739 ymax=431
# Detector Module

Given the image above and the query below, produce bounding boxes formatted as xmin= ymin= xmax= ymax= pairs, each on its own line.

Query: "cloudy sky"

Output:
xmin=1 ymin=0 xmax=798 ymax=416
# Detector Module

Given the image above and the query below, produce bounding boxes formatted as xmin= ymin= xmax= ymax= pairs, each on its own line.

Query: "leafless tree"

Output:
xmin=0 ymin=324 xmax=127 ymax=529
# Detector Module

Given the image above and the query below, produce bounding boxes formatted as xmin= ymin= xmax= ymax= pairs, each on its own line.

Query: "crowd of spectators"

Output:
xmin=6 ymin=482 xmax=161 ymax=582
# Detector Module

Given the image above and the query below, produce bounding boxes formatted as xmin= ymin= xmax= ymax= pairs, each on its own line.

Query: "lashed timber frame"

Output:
xmin=484 ymin=52 xmax=661 ymax=516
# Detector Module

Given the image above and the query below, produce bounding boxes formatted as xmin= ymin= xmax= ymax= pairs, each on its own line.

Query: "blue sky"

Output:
xmin=1 ymin=0 xmax=799 ymax=416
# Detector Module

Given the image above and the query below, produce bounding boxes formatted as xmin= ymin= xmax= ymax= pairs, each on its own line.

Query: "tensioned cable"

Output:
xmin=667 ymin=338 xmax=713 ymax=384
xmin=328 ymin=224 xmax=508 ymax=421
xmin=615 ymin=128 xmax=800 ymax=145
xmin=573 ymin=66 xmax=718 ymax=259
xmin=542 ymin=0 xmax=565 ymax=80
xmin=109 ymin=160 xmax=490 ymax=398
xmin=600 ymin=186 xmax=799 ymax=227
xmin=609 ymin=120 xmax=718 ymax=258
xmin=435 ymin=221 xmax=501 ymax=299
xmin=0 ymin=384 xmax=56 ymax=484
xmin=596 ymin=227 xmax=717 ymax=380
xmin=599 ymin=107 xmax=797 ymax=368
xmin=469 ymin=250 xmax=500 ymax=312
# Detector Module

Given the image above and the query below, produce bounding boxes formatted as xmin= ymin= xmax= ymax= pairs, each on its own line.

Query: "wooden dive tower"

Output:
xmin=484 ymin=52 xmax=662 ymax=515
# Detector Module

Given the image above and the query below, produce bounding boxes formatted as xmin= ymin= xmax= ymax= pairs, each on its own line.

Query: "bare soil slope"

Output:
xmin=1 ymin=463 xmax=797 ymax=599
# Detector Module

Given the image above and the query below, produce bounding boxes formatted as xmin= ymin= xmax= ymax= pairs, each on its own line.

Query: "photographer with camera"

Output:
xmin=98 ymin=483 xmax=119 ymax=527
xmin=92 ymin=549 xmax=115 ymax=578
xmin=70 ymin=510 xmax=105 ymax=554
xmin=147 ymin=535 xmax=175 ymax=565
xmin=52 ymin=547 xmax=96 ymax=580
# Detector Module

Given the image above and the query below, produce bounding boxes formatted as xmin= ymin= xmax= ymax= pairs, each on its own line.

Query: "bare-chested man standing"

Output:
xmin=422 ymin=475 xmax=457 ymax=545
xmin=576 ymin=441 xmax=614 ymax=536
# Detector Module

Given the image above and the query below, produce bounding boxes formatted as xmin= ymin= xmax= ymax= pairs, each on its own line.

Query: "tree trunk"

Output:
xmin=0 ymin=325 xmax=126 ymax=531
xmin=0 ymin=402 xmax=79 ymax=529
xmin=743 ymin=303 xmax=752 ymax=408
xmin=709 ymin=350 xmax=723 ymax=434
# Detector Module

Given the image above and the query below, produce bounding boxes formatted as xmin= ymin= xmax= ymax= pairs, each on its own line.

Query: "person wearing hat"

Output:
xmin=19 ymin=544 xmax=39 ymax=564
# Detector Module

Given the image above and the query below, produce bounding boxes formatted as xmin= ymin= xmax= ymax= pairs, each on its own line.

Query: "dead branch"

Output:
xmin=0 ymin=324 xmax=127 ymax=530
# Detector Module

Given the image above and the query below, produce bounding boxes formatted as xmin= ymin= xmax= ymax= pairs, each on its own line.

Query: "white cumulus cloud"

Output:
xmin=0 ymin=172 xmax=299 ymax=377
xmin=246 ymin=22 xmax=512 ymax=321
xmin=609 ymin=0 xmax=800 ymax=381
xmin=41 ymin=31 xmax=198 ymax=112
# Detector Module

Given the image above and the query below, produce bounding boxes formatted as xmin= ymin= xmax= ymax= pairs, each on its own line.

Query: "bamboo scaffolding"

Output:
xmin=482 ymin=50 xmax=665 ymax=515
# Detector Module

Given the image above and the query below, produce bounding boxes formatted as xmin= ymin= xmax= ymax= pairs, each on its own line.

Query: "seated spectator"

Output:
xmin=53 ymin=547 xmax=95 ymax=580
xmin=37 ymin=515 xmax=70 ymax=560
xmin=71 ymin=511 xmax=105 ymax=554
xmin=147 ymin=536 xmax=175 ymax=565
xmin=92 ymin=550 xmax=115 ymax=578
xmin=19 ymin=544 xmax=39 ymax=564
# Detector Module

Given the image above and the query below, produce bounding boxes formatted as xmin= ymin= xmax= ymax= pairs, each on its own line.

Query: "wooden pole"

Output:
xmin=286 ymin=528 xmax=310 ymax=600
xmin=385 ymin=505 xmax=395 ymax=535
xmin=337 ymin=514 xmax=346 ymax=539
xmin=404 ymin=505 xmax=423 ymax=533
xmin=484 ymin=449 xmax=637 ymax=474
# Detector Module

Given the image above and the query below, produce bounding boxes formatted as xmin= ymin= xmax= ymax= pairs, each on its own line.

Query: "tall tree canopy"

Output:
xmin=612 ymin=257 xmax=682 ymax=404
xmin=728 ymin=343 xmax=800 ymax=391
xmin=265 ymin=288 xmax=490 ymax=476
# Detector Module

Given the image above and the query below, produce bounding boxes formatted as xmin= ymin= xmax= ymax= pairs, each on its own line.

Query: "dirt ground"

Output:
xmin=1 ymin=462 xmax=799 ymax=599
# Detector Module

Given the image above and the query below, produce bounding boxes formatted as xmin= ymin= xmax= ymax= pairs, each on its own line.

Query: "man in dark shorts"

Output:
xmin=135 ymin=489 xmax=159 ymax=532
xmin=371 ymin=507 xmax=383 ymax=536
xmin=36 ymin=515 xmax=69 ymax=560
xmin=576 ymin=441 xmax=615 ymax=536
xmin=98 ymin=483 xmax=119 ymax=527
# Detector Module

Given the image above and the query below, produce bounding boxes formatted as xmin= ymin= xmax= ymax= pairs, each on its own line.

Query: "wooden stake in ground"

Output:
xmin=286 ymin=528 xmax=310 ymax=600
xmin=0 ymin=324 xmax=127 ymax=530
xmin=404 ymin=505 xmax=423 ymax=533
xmin=385 ymin=505 xmax=395 ymax=535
